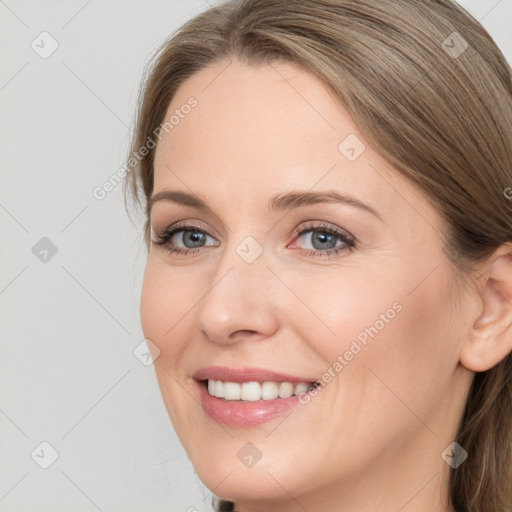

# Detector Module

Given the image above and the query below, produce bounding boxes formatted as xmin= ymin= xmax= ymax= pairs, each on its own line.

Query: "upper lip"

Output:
xmin=193 ymin=366 xmax=316 ymax=384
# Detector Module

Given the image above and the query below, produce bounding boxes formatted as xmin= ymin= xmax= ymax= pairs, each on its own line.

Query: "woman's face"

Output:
xmin=141 ymin=59 xmax=474 ymax=509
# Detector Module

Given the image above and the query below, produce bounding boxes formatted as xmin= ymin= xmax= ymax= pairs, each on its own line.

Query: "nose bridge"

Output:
xmin=195 ymin=233 xmax=279 ymax=344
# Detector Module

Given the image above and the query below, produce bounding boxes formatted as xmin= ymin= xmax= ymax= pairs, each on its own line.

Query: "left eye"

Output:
xmin=291 ymin=225 xmax=355 ymax=255
xmin=296 ymin=228 xmax=346 ymax=250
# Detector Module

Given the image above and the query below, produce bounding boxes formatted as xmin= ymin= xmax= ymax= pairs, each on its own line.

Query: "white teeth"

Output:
xmin=224 ymin=381 xmax=241 ymax=400
xmin=261 ymin=382 xmax=279 ymax=400
xmin=293 ymin=382 xmax=309 ymax=394
xmin=278 ymin=382 xmax=294 ymax=398
xmin=241 ymin=382 xmax=261 ymax=401
xmin=214 ymin=380 xmax=224 ymax=398
xmin=206 ymin=379 xmax=314 ymax=401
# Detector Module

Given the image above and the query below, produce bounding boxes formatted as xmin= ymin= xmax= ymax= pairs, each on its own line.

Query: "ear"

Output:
xmin=460 ymin=244 xmax=512 ymax=372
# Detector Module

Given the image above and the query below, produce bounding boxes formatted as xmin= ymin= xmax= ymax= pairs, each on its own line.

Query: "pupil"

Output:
xmin=312 ymin=231 xmax=336 ymax=250
xmin=184 ymin=230 xmax=205 ymax=248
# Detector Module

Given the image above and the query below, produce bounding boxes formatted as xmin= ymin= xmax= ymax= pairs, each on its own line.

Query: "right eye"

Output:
xmin=152 ymin=223 xmax=219 ymax=256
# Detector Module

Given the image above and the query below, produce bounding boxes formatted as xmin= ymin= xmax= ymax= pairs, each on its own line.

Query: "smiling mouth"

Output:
xmin=204 ymin=379 xmax=319 ymax=401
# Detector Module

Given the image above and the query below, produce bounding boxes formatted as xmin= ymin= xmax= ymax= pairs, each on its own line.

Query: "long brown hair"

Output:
xmin=123 ymin=1 xmax=512 ymax=510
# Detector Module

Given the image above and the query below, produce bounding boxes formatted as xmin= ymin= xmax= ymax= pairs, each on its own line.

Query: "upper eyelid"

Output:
xmin=154 ymin=219 xmax=216 ymax=238
xmin=292 ymin=221 xmax=354 ymax=238
xmin=158 ymin=219 xmax=343 ymax=234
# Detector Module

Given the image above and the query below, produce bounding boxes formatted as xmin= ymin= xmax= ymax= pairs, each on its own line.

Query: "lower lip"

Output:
xmin=195 ymin=380 xmax=306 ymax=427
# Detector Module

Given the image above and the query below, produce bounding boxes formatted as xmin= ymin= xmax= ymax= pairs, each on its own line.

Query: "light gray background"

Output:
xmin=0 ymin=1 xmax=510 ymax=511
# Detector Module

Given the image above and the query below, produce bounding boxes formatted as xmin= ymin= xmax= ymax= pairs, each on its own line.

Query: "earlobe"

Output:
xmin=460 ymin=245 xmax=512 ymax=373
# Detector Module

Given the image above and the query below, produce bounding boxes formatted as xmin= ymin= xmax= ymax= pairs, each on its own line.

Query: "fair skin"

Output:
xmin=140 ymin=58 xmax=512 ymax=512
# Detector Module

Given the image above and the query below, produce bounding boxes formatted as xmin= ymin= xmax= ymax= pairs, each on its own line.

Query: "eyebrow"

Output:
xmin=147 ymin=189 xmax=383 ymax=222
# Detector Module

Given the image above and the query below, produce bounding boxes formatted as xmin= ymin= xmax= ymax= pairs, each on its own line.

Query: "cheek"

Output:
xmin=304 ymin=260 xmax=459 ymax=430
xmin=139 ymin=260 xmax=202 ymax=439
xmin=297 ymin=265 xmax=407 ymax=361
xmin=346 ymin=264 xmax=460 ymax=422
xmin=140 ymin=260 xmax=193 ymax=362
xmin=309 ymin=258 xmax=456 ymax=360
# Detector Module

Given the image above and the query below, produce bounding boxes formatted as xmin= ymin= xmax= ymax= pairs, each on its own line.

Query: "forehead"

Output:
xmin=152 ymin=59 xmax=434 ymax=228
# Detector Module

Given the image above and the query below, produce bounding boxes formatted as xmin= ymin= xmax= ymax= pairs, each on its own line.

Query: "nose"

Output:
xmin=195 ymin=241 xmax=280 ymax=346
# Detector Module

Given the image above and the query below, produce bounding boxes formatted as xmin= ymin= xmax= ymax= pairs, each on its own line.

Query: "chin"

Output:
xmin=191 ymin=439 xmax=330 ymax=506
xmin=196 ymin=464 xmax=296 ymax=504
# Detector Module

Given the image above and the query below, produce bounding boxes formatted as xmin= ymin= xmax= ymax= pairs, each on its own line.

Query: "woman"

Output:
xmin=123 ymin=1 xmax=512 ymax=510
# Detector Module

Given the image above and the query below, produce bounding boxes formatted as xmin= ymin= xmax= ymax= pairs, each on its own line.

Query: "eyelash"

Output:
xmin=152 ymin=220 xmax=356 ymax=259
